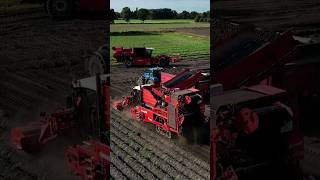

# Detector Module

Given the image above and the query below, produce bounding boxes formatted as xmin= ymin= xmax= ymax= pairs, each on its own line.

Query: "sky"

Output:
xmin=110 ymin=0 xmax=210 ymax=13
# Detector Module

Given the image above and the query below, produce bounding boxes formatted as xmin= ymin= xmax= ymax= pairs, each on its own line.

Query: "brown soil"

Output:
xmin=213 ymin=0 xmax=320 ymax=40
xmin=171 ymin=27 xmax=210 ymax=37
xmin=0 ymin=8 xmax=106 ymax=179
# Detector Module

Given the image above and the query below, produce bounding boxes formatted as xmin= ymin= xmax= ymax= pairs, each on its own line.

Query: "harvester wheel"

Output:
xmin=156 ymin=126 xmax=161 ymax=133
xmin=46 ymin=0 xmax=73 ymax=19
xmin=87 ymin=45 xmax=108 ymax=76
xmin=125 ymin=58 xmax=133 ymax=67
xmin=165 ymin=131 xmax=172 ymax=139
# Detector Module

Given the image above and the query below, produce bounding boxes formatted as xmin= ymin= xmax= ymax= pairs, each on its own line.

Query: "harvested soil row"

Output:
xmin=111 ymin=113 xmax=209 ymax=179
xmin=0 ymin=143 xmax=43 ymax=179
xmin=110 ymin=163 xmax=128 ymax=180
xmin=110 ymin=147 xmax=145 ymax=180
xmin=112 ymin=111 xmax=210 ymax=175
xmin=111 ymin=136 xmax=160 ymax=179
xmin=111 ymin=120 xmax=186 ymax=179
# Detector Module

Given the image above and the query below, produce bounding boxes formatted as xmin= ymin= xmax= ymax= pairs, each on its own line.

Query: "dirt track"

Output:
xmin=171 ymin=27 xmax=210 ymax=37
xmin=0 ymin=8 xmax=106 ymax=179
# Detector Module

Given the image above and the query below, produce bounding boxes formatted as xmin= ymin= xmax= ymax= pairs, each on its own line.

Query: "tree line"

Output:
xmin=110 ymin=7 xmax=210 ymax=23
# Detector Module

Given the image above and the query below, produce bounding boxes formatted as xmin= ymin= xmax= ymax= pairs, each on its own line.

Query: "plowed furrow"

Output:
xmin=110 ymin=148 xmax=144 ymax=180
xmin=110 ymin=163 xmax=128 ymax=180
xmin=112 ymin=116 xmax=207 ymax=179
xmin=112 ymin=111 xmax=210 ymax=170
xmin=111 ymin=138 xmax=160 ymax=179
xmin=111 ymin=121 xmax=181 ymax=179
xmin=112 ymin=111 xmax=210 ymax=178
xmin=1 ymin=70 xmax=57 ymax=95
xmin=0 ymin=87 xmax=35 ymax=112
xmin=24 ymin=70 xmax=70 ymax=87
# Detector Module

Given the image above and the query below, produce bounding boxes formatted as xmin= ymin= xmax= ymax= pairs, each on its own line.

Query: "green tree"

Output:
xmin=194 ymin=14 xmax=201 ymax=22
xmin=190 ymin=11 xmax=199 ymax=19
xmin=132 ymin=8 xmax=138 ymax=19
xmin=115 ymin=12 xmax=121 ymax=19
xmin=180 ymin=10 xmax=190 ymax=19
xmin=109 ymin=9 xmax=117 ymax=24
xmin=138 ymin=8 xmax=150 ymax=23
xmin=121 ymin=7 xmax=132 ymax=23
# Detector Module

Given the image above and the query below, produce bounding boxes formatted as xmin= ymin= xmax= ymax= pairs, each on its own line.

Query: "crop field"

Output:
xmin=111 ymin=21 xmax=209 ymax=32
xmin=114 ymin=19 xmax=196 ymax=24
xmin=110 ymin=19 xmax=210 ymax=64
xmin=110 ymin=32 xmax=209 ymax=63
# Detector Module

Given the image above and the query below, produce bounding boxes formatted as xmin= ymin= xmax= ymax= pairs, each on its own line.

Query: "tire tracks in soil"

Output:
xmin=111 ymin=120 xmax=184 ymax=179
xmin=111 ymin=111 xmax=210 ymax=179
xmin=112 ymin=111 xmax=210 ymax=171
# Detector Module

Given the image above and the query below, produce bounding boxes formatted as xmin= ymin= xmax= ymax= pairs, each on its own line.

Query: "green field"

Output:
xmin=110 ymin=32 xmax=209 ymax=64
xmin=114 ymin=19 xmax=196 ymax=24
xmin=111 ymin=20 xmax=209 ymax=32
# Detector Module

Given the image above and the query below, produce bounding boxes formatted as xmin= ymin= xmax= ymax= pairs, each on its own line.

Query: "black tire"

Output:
xmin=46 ymin=0 xmax=73 ymax=19
xmin=159 ymin=58 xmax=169 ymax=67
xmin=125 ymin=57 xmax=133 ymax=67
xmin=86 ymin=44 xmax=109 ymax=76
xmin=166 ymin=131 xmax=172 ymax=139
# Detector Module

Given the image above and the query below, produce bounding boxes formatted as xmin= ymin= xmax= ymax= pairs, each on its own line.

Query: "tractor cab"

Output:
xmin=145 ymin=48 xmax=154 ymax=58
xmin=142 ymin=67 xmax=164 ymax=84
xmin=133 ymin=47 xmax=153 ymax=58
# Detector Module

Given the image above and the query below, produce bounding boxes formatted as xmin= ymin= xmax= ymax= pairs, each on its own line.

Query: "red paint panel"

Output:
xmin=143 ymin=89 xmax=157 ymax=107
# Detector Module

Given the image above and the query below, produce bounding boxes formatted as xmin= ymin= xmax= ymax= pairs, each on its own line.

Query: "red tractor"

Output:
xmin=112 ymin=47 xmax=177 ymax=67
xmin=41 ymin=0 xmax=107 ymax=18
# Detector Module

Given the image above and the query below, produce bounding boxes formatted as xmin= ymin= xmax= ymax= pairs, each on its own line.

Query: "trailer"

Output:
xmin=112 ymin=47 xmax=177 ymax=67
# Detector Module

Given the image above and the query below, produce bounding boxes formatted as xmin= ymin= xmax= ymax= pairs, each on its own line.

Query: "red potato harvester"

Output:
xmin=112 ymin=47 xmax=178 ymax=68
xmin=113 ymin=68 xmax=211 ymax=138
xmin=11 ymin=74 xmax=110 ymax=180
xmin=209 ymin=23 xmax=320 ymax=179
